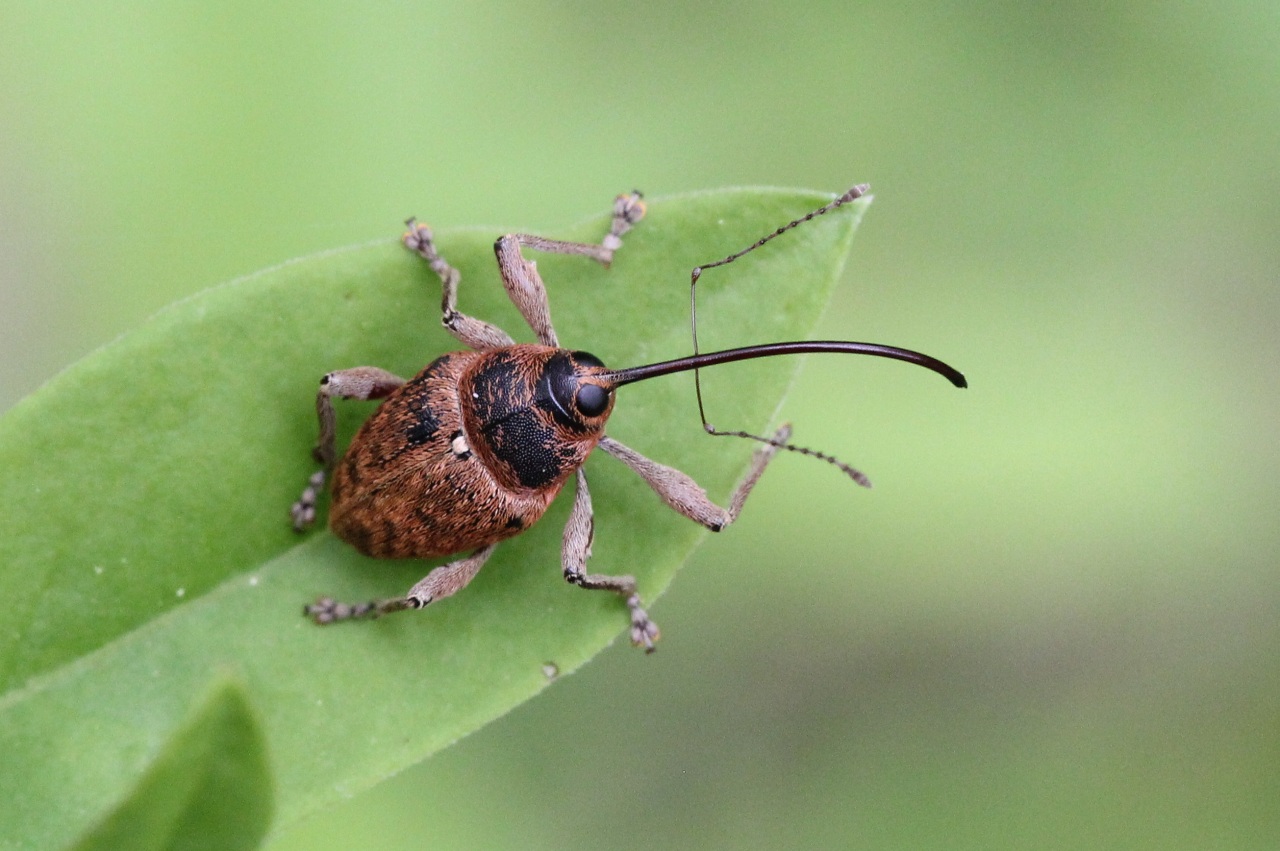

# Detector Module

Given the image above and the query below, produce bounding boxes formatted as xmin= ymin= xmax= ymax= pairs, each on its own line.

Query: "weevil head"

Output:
xmin=538 ymin=349 xmax=616 ymax=429
xmin=461 ymin=346 xmax=617 ymax=494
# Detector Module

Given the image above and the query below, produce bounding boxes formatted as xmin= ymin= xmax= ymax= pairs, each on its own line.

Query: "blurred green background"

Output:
xmin=2 ymin=1 xmax=1277 ymax=849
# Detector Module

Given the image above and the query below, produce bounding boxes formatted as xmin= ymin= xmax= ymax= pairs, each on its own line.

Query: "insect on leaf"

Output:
xmin=0 ymin=187 xmax=866 ymax=847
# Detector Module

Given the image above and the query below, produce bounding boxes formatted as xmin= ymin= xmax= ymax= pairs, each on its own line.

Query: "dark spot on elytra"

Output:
xmin=400 ymin=361 xmax=448 ymax=448
xmin=342 ymin=455 xmax=362 ymax=488
xmin=346 ymin=523 xmax=374 ymax=556
xmin=404 ymin=403 xmax=440 ymax=447
xmin=381 ymin=519 xmax=399 ymax=550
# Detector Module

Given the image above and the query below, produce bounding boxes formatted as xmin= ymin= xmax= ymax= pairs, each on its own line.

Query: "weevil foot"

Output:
xmin=627 ymin=594 xmax=660 ymax=653
xmin=291 ymin=470 xmax=326 ymax=531
xmin=402 ymin=220 xmax=461 ymax=286
xmin=289 ymin=501 xmax=314 ymax=531
xmin=304 ymin=596 xmax=378 ymax=624
xmin=601 ymin=191 xmax=647 ymax=260
xmin=613 ymin=190 xmax=646 ymax=228
xmin=401 ymin=218 xmax=433 ymax=254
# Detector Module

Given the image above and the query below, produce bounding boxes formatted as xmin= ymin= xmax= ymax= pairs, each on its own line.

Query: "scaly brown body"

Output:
xmin=329 ymin=346 xmax=611 ymax=558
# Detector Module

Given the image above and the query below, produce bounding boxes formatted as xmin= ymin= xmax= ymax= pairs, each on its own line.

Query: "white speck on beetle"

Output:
xmin=93 ymin=565 xmax=104 ymax=575
xmin=248 ymin=575 xmax=260 ymax=587
xmin=175 ymin=587 xmax=186 ymax=598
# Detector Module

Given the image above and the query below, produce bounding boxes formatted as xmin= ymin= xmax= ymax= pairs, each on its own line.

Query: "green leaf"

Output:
xmin=69 ymin=678 xmax=273 ymax=851
xmin=0 ymin=187 xmax=865 ymax=848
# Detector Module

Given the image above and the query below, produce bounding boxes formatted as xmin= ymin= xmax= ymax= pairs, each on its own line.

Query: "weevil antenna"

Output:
xmin=684 ymin=185 xmax=875 ymax=479
xmin=688 ymin=184 xmax=870 ymax=431
xmin=601 ymin=183 xmax=963 ymax=483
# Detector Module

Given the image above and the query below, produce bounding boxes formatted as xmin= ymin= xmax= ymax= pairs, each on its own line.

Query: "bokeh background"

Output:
xmin=2 ymin=2 xmax=1277 ymax=849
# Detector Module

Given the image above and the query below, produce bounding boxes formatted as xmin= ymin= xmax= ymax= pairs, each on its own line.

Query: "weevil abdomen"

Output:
xmin=328 ymin=345 xmax=612 ymax=559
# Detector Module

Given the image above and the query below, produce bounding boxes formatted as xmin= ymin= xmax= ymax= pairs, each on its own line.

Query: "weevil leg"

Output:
xmin=510 ymin=191 xmax=646 ymax=267
xmin=290 ymin=366 xmax=406 ymax=531
xmin=402 ymin=220 xmax=516 ymax=351
xmin=597 ymin=424 xmax=791 ymax=533
xmin=305 ymin=544 xmax=499 ymax=623
xmin=562 ymin=468 xmax=660 ymax=652
xmin=494 ymin=191 xmax=646 ymax=347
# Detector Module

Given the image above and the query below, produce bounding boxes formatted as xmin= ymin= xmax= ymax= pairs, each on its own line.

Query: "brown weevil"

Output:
xmin=291 ymin=186 xmax=966 ymax=652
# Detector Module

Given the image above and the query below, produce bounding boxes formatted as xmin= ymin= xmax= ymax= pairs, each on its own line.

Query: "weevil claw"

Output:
xmin=627 ymin=594 xmax=660 ymax=653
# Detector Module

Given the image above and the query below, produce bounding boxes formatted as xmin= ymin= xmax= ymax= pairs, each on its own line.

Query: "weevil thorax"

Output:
xmin=460 ymin=345 xmax=615 ymax=494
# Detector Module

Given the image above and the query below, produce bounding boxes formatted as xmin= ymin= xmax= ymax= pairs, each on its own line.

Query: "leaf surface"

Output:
xmin=69 ymin=679 xmax=273 ymax=851
xmin=0 ymin=187 xmax=865 ymax=848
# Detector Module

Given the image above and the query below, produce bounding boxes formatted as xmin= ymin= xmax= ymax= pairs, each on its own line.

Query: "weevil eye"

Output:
xmin=539 ymin=350 xmax=613 ymax=429
xmin=574 ymin=383 xmax=610 ymax=417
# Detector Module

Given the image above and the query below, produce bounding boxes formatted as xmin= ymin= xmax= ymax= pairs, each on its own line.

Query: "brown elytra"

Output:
xmin=329 ymin=346 xmax=614 ymax=558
